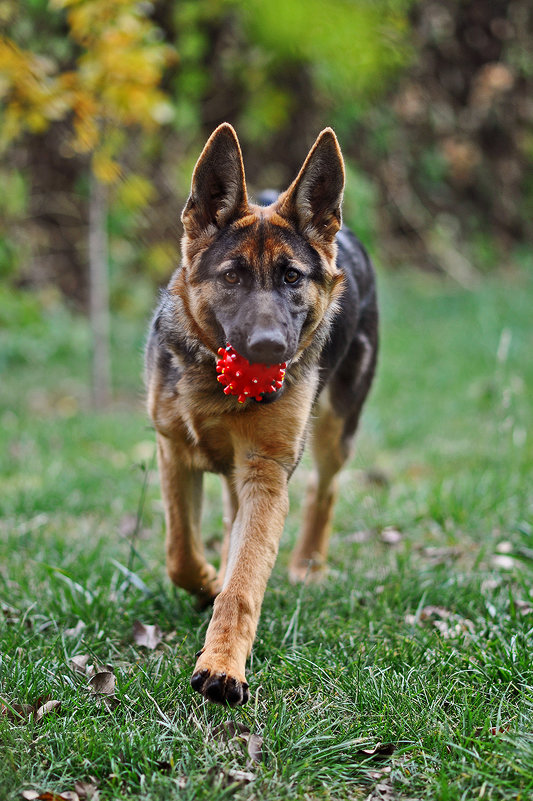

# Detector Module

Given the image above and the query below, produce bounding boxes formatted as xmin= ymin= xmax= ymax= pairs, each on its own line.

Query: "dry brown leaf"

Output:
xmin=213 ymin=720 xmax=250 ymax=740
xmin=21 ymin=793 xmax=80 ymax=801
xmin=70 ymin=655 xmax=90 ymax=675
xmin=88 ymin=672 xmax=115 ymax=696
xmin=515 ymin=599 xmax=533 ymax=616
xmin=35 ymin=700 xmax=61 ymax=722
xmin=473 ymin=722 xmax=511 ymax=737
xmin=365 ymin=779 xmax=398 ymax=800
xmin=132 ymin=620 xmax=163 ymax=650
xmin=419 ymin=605 xmax=451 ymax=620
xmin=368 ymin=766 xmax=392 ymax=780
xmin=492 ymin=554 xmax=516 ymax=570
xmin=380 ymin=527 xmax=402 ymax=545
xmin=358 ymin=742 xmax=396 ymax=758
xmin=226 ymin=769 xmax=256 ymax=784
xmin=212 ymin=720 xmax=263 ymax=766
xmin=406 ymin=605 xmax=475 ymax=638
xmin=246 ymin=733 xmax=264 ymax=764
xmin=420 ymin=545 xmax=462 ymax=564
xmin=1 ymin=701 xmax=34 ymax=722
xmin=364 ymin=468 xmax=390 ymax=487
xmin=73 ymin=779 xmax=99 ymax=800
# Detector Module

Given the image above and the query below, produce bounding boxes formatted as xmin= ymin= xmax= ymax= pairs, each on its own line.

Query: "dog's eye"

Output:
xmin=223 ymin=270 xmax=240 ymax=285
xmin=284 ymin=268 xmax=301 ymax=285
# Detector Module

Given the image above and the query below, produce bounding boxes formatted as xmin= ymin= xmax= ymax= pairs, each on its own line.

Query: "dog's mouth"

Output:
xmin=216 ymin=344 xmax=287 ymax=404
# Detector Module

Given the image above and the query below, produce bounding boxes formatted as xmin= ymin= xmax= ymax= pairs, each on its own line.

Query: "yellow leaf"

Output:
xmin=92 ymin=149 xmax=121 ymax=184
xmin=116 ymin=173 xmax=154 ymax=211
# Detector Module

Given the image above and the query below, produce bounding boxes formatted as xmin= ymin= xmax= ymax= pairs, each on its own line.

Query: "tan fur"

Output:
xmin=146 ymin=123 xmax=370 ymax=706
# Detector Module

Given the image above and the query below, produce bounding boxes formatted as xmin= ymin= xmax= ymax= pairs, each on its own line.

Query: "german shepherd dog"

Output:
xmin=146 ymin=124 xmax=378 ymax=706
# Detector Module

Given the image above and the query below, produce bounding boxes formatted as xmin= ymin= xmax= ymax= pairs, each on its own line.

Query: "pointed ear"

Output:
xmin=278 ymin=128 xmax=345 ymax=243
xmin=181 ymin=123 xmax=248 ymax=235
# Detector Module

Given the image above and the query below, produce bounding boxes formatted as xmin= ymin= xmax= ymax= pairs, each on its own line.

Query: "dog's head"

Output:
xmin=177 ymin=123 xmax=345 ymax=366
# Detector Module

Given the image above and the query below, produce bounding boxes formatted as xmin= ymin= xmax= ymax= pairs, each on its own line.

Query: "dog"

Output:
xmin=145 ymin=124 xmax=378 ymax=706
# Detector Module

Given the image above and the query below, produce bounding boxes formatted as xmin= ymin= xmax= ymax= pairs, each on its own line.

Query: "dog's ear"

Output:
xmin=278 ymin=128 xmax=344 ymax=244
xmin=182 ymin=124 xmax=248 ymax=235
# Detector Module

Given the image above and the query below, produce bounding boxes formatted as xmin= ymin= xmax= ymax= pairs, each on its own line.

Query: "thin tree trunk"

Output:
xmin=89 ymin=168 xmax=111 ymax=409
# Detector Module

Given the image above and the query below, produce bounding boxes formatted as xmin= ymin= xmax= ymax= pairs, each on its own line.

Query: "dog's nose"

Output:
xmin=247 ymin=329 xmax=287 ymax=364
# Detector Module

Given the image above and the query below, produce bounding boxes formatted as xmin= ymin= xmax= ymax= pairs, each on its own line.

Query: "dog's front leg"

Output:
xmin=191 ymin=452 xmax=289 ymax=705
xmin=157 ymin=432 xmax=220 ymax=604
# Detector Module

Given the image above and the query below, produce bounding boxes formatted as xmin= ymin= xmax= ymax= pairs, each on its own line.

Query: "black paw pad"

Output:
xmin=205 ymin=673 xmax=227 ymax=704
xmin=225 ymin=677 xmax=243 ymax=707
xmin=190 ymin=669 xmax=209 ymax=692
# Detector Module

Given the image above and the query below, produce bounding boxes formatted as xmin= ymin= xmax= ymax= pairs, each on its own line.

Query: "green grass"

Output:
xmin=1 ymin=269 xmax=532 ymax=800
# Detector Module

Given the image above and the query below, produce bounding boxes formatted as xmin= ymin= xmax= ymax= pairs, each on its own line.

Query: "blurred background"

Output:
xmin=1 ymin=0 xmax=532 ymax=407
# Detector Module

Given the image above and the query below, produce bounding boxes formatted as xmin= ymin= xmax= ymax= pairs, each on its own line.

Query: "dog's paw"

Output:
xmin=289 ymin=559 xmax=326 ymax=585
xmin=190 ymin=664 xmax=249 ymax=706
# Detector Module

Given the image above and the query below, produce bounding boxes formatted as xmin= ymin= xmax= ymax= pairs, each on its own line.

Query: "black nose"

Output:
xmin=247 ymin=329 xmax=287 ymax=364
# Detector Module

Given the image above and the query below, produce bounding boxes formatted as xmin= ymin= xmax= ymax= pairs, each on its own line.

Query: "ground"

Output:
xmin=0 ymin=268 xmax=532 ymax=800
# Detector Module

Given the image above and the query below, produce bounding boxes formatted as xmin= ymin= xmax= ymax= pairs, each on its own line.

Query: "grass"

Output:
xmin=0 ymin=267 xmax=532 ymax=800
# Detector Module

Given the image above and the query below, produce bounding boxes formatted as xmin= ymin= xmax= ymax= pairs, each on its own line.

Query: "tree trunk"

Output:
xmin=88 ymin=168 xmax=111 ymax=409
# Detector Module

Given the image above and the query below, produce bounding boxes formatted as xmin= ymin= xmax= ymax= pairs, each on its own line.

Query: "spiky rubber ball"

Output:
xmin=216 ymin=344 xmax=286 ymax=403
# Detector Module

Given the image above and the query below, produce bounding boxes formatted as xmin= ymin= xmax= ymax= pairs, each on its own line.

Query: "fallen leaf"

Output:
xmin=35 ymin=700 xmax=61 ymax=722
xmin=1 ymin=701 xmax=34 ymax=722
xmin=132 ymin=620 xmax=163 ymax=650
xmin=226 ymin=769 xmax=256 ymax=784
xmin=213 ymin=720 xmax=250 ymax=740
xmin=70 ymin=655 xmax=90 ymax=675
xmin=3 ymin=694 xmax=62 ymax=726
xmin=21 ymin=793 xmax=79 ymax=801
xmin=246 ymin=733 xmax=264 ymax=764
xmin=358 ymin=742 xmax=396 ymax=758
xmin=419 ymin=545 xmax=462 ymax=564
xmin=365 ymin=779 xmax=397 ymax=800
xmin=492 ymin=554 xmax=516 ymax=570
xmin=380 ymin=527 xmax=402 ymax=545
xmin=515 ymin=599 xmax=533 ymax=616
xmin=496 ymin=540 xmax=513 ymax=554
xmin=419 ymin=605 xmax=451 ymax=620
xmin=88 ymin=671 xmax=118 ymax=711
xmin=89 ymin=672 xmax=115 ymax=695
xmin=407 ymin=605 xmax=475 ymax=638
xmin=118 ymin=514 xmax=137 ymax=537
xmin=73 ymin=779 xmax=99 ymax=800
xmin=364 ymin=469 xmax=390 ymax=487
xmin=86 ymin=661 xmax=113 ymax=679
xmin=212 ymin=720 xmax=263 ymax=766
xmin=368 ymin=766 xmax=392 ymax=780
xmin=473 ymin=722 xmax=512 ymax=738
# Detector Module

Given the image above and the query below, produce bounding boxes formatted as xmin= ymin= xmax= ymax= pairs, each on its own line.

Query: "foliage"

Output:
xmin=1 ymin=0 xmax=175 ymax=179
xmin=349 ymin=0 xmax=533 ymax=275
xmin=0 ymin=0 xmax=417 ymax=306
xmin=242 ymin=0 xmax=414 ymax=100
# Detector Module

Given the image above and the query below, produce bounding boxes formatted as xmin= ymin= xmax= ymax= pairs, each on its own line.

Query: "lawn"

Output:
xmin=0 ymin=267 xmax=532 ymax=800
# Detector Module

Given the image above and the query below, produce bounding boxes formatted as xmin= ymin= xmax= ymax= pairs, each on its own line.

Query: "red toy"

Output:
xmin=216 ymin=344 xmax=286 ymax=403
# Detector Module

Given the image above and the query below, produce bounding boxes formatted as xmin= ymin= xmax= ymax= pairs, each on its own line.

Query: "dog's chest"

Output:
xmin=183 ymin=412 xmax=236 ymax=474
